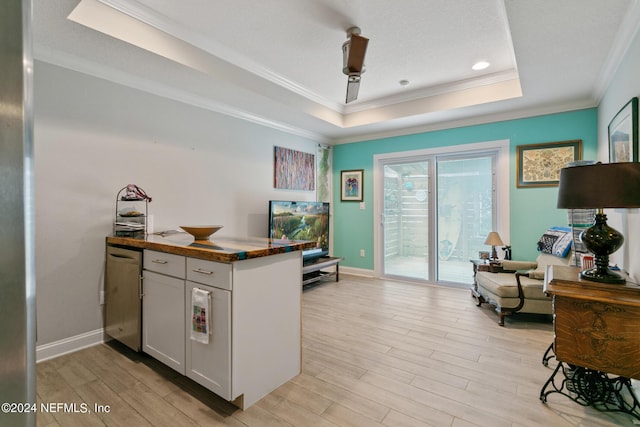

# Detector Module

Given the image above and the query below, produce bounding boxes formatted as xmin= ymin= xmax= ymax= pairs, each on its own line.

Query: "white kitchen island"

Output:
xmin=106 ymin=233 xmax=313 ymax=409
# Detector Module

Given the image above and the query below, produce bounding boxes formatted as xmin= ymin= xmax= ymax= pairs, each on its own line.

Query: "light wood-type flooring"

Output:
xmin=37 ymin=275 xmax=634 ymax=426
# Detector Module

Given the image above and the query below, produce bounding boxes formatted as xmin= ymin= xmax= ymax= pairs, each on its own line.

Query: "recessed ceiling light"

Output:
xmin=472 ymin=61 xmax=490 ymax=71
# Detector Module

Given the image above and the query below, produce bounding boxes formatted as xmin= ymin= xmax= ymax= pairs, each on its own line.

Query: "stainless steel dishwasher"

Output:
xmin=105 ymin=245 xmax=143 ymax=351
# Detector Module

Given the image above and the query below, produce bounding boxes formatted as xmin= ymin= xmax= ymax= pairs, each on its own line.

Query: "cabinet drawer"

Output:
xmin=143 ymin=250 xmax=186 ymax=278
xmin=187 ymin=258 xmax=232 ymax=290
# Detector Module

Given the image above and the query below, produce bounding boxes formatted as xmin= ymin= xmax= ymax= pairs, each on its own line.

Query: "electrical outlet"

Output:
xmin=360 ymin=249 xmax=365 ymax=257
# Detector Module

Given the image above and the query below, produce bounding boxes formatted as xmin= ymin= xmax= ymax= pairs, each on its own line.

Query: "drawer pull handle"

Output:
xmin=193 ymin=268 xmax=214 ymax=275
xmin=152 ymin=259 xmax=168 ymax=264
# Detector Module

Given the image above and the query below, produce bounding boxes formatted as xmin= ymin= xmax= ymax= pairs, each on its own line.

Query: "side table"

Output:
xmin=470 ymin=259 xmax=503 ymax=303
xmin=540 ymin=265 xmax=640 ymax=420
xmin=302 ymin=256 xmax=344 ymax=286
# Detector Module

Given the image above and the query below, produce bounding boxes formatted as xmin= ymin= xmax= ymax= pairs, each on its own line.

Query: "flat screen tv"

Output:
xmin=268 ymin=200 xmax=330 ymax=264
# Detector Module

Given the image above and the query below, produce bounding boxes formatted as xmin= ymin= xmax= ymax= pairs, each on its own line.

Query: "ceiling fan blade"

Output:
xmin=345 ymin=75 xmax=361 ymax=103
xmin=346 ymin=33 xmax=368 ymax=74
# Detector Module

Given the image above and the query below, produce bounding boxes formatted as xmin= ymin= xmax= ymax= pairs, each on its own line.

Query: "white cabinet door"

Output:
xmin=185 ymin=281 xmax=231 ymax=400
xmin=142 ymin=270 xmax=185 ymax=374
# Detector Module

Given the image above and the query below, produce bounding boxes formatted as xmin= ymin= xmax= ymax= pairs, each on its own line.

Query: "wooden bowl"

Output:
xmin=179 ymin=225 xmax=223 ymax=240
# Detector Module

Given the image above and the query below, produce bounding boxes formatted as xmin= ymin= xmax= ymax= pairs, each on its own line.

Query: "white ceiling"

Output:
xmin=34 ymin=0 xmax=640 ymax=143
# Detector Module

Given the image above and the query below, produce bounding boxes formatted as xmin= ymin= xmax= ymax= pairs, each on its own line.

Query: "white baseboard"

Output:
xmin=36 ymin=328 xmax=107 ymax=363
xmin=340 ymin=266 xmax=375 ymax=278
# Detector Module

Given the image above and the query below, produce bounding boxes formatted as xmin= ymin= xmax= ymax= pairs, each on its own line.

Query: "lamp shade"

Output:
xmin=484 ymin=231 xmax=504 ymax=246
xmin=557 ymin=162 xmax=640 ymax=209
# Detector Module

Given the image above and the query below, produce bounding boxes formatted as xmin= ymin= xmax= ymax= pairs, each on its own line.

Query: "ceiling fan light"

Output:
xmin=342 ymin=40 xmax=367 ymax=75
xmin=342 ymin=27 xmax=368 ymax=103
xmin=472 ymin=61 xmax=490 ymax=71
xmin=342 ymin=40 xmax=351 ymax=75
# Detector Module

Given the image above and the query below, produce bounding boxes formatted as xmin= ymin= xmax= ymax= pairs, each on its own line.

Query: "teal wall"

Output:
xmin=332 ymin=108 xmax=598 ymax=269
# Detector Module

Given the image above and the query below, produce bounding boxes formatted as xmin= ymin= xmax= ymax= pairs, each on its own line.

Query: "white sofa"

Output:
xmin=474 ymin=252 xmax=572 ymax=326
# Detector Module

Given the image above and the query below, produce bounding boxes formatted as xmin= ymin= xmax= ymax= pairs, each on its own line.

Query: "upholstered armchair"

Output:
xmin=474 ymin=227 xmax=574 ymax=326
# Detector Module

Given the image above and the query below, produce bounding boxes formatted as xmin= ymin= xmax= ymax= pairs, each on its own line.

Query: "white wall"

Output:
xmin=597 ymin=26 xmax=640 ymax=282
xmin=34 ymin=61 xmax=319 ymax=347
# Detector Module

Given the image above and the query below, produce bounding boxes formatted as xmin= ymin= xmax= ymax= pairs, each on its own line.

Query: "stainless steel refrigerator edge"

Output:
xmin=105 ymin=245 xmax=142 ymax=351
xmin=0 ymin=0 xmax=37 ymax=426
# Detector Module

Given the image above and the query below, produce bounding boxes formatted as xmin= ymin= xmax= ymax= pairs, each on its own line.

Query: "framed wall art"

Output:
xmin=516 ymin=140 xmax=582 ymax=188
xmin=608 ymin=97 xmax=638 ymax=162
xmin=273 ymin=146 xmax=315 ymax=191
xmin=340 ymin=169 xmax=363 ymax=201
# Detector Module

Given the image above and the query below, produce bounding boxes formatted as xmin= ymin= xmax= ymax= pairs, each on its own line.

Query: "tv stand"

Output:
xmin=302 ymin=256 xmax=344 ymax=286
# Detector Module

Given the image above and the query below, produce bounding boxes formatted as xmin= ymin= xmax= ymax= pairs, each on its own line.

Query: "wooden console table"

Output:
xmin=541 ymin=265 xmax=640 ymax=419
xmin=302 ymin=256 xmax=344 ymax=286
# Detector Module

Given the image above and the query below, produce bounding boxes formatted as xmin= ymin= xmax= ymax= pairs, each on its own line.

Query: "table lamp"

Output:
xmin=484 ymin=231 xmax=504 ymax=262
xmin=557 ymin=162 xmax=640 ymax=284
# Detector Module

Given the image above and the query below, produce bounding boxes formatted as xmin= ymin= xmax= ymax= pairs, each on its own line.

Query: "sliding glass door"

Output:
xmin=379 ymin=151 xmax=497 ymax=285
xmin=437 ymin=155 xmax=495 ymax=283
xmin=383 ymin=160 xmax=432 ymax=280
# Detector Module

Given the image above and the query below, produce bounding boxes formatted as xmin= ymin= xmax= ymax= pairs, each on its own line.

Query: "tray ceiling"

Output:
xmin=34 ymin=0 xmax=639 ymax=143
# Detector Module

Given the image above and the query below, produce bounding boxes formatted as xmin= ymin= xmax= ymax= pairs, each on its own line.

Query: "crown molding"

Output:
xmin=34 ymin=44 xmax=328 ymax=143
xmin=46 ymin=0 xmax=610 ymax=146
xmin=97 ymin=0 xmax=342 ymax=112
xmin=34 ymin=43 xmax=598 ymax=148
xmin=95 ymin=0 xmax=522 ymax=117
xmin=332 ymin=99 xmax=597 ymax=145
xmin=344 ymin=70 xmax=520 ymax=114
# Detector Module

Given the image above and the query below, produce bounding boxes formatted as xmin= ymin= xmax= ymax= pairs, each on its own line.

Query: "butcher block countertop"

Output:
xmin=106 ymin=232 xmax=315 ymax=263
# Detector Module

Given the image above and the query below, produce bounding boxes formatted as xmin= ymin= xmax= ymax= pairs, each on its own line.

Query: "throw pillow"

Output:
xmin=537 ymin=226 xmax=572 ymax=257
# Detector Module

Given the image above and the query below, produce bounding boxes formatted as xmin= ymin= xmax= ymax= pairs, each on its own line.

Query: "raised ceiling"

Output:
xmin=34 ymin=0 xmax=639 ymax=143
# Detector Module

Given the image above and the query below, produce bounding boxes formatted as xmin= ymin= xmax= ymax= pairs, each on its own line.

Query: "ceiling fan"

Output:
xmin=342 ymin=26 xmax=369 ymax=103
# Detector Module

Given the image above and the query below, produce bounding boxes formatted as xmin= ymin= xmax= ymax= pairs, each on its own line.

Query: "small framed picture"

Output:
xmin=609 ymin=97 xmax=638 ymax=162
xmin=340 ymin=169 xmax=363 ymax=201
xmin=516 ymin=140 xmax=582 ymax=188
